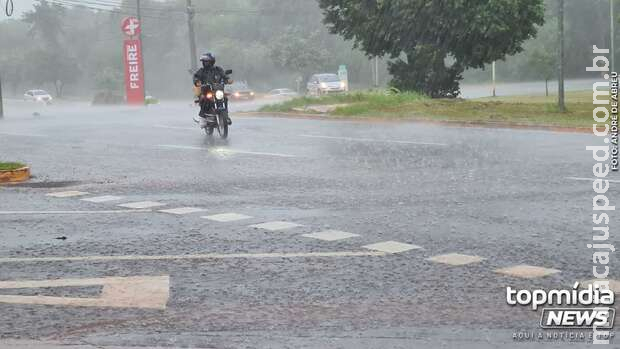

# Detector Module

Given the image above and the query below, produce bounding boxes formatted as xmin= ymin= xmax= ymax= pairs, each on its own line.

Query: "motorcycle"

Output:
xmin=194 ymin=69 xmax=233 ymax=139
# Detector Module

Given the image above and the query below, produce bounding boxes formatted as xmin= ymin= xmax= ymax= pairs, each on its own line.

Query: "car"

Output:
xmin=23 ymin=89 xmax=53 ymax=104
xmin=306 ymin=73 xmax=346 ymax=96
xmin=267 ymin=88 xmax=299 ymax=98
xmin=226 ymin=81 xmax=255 ymax=100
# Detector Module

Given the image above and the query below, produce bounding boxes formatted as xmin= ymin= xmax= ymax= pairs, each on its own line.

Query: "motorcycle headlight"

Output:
xmin=215 ymin=90 xmax=225 ymax=100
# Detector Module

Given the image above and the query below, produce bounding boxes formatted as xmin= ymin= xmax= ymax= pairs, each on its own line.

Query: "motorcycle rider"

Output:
xmin=193 ymin=52 xmax=232 ymax=127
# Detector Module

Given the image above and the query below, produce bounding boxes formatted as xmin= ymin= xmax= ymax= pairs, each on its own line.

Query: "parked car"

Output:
xmin=23 ymin=89 xmax=53 ymax=104
xmin=306 ymin=74 xmax=346 ymax=96
xmin=226 ymin=81 xmax=255 ymax=100
xmin=267 ymin=88 xmax=299 ymax=98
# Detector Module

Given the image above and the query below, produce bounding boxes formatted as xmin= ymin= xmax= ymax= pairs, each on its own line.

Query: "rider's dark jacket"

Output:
xmin=193 ymin=66 xmax=230 ymax=86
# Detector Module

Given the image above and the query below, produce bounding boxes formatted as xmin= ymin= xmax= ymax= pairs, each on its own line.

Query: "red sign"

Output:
xmin=121 ymin=17 xmax=141 ymax=37
xmin=123 ymin=39 xmax=145 ymax=105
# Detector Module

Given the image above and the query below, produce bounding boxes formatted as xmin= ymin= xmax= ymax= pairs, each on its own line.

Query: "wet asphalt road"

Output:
xmin=0 ymin=99 xmax=618 ymax=348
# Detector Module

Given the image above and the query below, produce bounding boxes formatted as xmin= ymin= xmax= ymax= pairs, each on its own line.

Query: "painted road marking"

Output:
xmin=156 ymin=144 xmax=206 ymax=151
xmin=250 ymin=221 xmax=302 ymax=231
xmin=581 ymin=279 xmax=620 ymax=293
xmin=159 ymin=207 xmax=206 ymax=215
xmin=0 ymin=209 xmax=151 ymax=215
xmin=0 ymin=251 xmax=387 ymax=264
xmin=427 ymin=253 xmax=485 ymax=266
xmin=302 ymin=230 xmax=360 ymax=242
xmin=362 ymin=241 xmax=422 ymax=254
xmin=46 ymin=191 xmax=89 ymax=198
xmin=566 ymin=177 xmax=620 ymax=184
xmin=81 ymin=195 xmax=124 ymax=203
xmin=299 ymin=134 xmax=448 ymax=146
xmin=209 ymin=147 xmax=297 ymax=158
xmin=0 ymin=132 xmax=48 ymax=138
xmin=203 ymin=213 xmax=253 ymax=222
xmin=118 ymin=201 xmax=167 ymax=209
xmin=0 ymin=275 xmax=169 ymax=309
xmin=156 ymin=145 xmax=296 ymax=158
xmin=154 ymin=125 xmax=195 ymax=131
xmin=495 ymin=265 xmax=560 ymax=279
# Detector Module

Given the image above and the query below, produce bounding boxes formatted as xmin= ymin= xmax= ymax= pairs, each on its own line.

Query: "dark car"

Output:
xmin=226 ymin=81 xmax=255 ymax=100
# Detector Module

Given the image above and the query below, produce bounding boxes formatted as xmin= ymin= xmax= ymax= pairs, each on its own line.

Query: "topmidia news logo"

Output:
xmin=507 ymin=282 xmax=615 ymax=329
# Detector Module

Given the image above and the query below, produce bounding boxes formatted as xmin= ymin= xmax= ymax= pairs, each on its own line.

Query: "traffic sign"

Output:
xmin=121 ymin=16 xmax=141 ymax=37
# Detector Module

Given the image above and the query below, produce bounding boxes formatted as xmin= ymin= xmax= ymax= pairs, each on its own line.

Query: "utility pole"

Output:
xmin=612 ymin=0 xmax=616 ymax=74
xmin=0 ymin=75 xmax=4 ymax=119
xmin=136 ymin=0 xmax=146 ymax=100
xmin=374 ymin=57 xmax=379 ymax=88
xmin=558 ymin=0 xmax=566 ymax=112
xmin=491 ymin=61 xmax=496 ymax=97
xmin=186 ymin=0 xmax=198 ymax=72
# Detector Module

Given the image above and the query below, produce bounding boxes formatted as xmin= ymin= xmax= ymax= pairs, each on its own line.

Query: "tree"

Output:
xmin=24 ymin=49 xmax=80 ymax=97
xmin=95 ymin=67 xmax=124 ymax=93
xmin=269 ymin=27 xmax=331 ymax=79
xmin=22 ymin=0 xmax=65 ymax=48
xmin=317 ymin=0 xmax=545 ymax=97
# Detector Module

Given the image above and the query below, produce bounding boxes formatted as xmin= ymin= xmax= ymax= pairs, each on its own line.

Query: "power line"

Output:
xmin=52 ymin=0 xmax=187 ymax=13
xmin=38 ymin=0 xmax=313 ymax=19
xmin=46 ymin=0 xmax=175 ymax=19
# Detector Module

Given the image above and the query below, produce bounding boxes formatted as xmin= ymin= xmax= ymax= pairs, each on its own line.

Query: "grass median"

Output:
xmin=0 ymin=162 xmax=27 ymax=171
xmin=259 ymin=91 xmax=598 ymax=128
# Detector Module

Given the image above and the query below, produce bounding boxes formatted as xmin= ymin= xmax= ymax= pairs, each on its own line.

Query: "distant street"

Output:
xmin=0 ymin=99 xmax=617 ymax=348
xmin=461 ymin=78 xmax=598 ymax=99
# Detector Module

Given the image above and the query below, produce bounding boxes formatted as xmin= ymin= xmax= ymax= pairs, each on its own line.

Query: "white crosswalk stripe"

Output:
xmin=159 ymin=207 xmax=206 ymax=215
xmin=46 ymin=191 xmax=89 ymax=198
xmin=362 ymin=241 xmax=422 ymax=254
xmin=427 ymin=253 xmax=485 ymax=266
xmin=81 ymin=195 xmax=124 ymax=203
xmin=250 ymin=221 xmax=302 ymax=231
xmin=118 ymin=201 xmax=167 ymax=209
xmin=495 ymin=265 xmax=560 ymax=279
xmin=203 ymin=213 xmax=253 ymax=222
xmin=302 ymin=230 xmax=360 ymax=241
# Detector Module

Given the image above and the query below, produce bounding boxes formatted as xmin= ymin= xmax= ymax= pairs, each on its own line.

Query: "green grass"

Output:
xmin=0 ymin=162 xmax=26 ymax=171
xmin=259 ymin=90 xmax=599 ymax=128
xmin=260 ymin=91 xmax=427 ymax=113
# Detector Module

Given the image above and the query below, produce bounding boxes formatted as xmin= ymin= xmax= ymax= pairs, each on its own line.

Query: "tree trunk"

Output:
xmin=54 ymin=80 xmax=64 ymax=98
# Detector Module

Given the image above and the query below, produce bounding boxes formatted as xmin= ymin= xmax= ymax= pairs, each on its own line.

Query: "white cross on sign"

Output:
xmin=0 ymin=275 xmax=169 ymax=309
xmin=122 ymin=17 xmax=141 ymax=37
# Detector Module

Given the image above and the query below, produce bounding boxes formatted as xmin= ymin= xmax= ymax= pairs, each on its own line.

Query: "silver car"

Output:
xmin=306 ymin=74 xmax=346 ymax=96
xmin=23 ymin=89 xmax=53 ymax=104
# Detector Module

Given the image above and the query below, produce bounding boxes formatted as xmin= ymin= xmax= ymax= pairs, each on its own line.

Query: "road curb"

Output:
xmin=237 ymin=111 xmax=595 ymax=133
xmin=0 ymin=166 xmax=31 ymax=184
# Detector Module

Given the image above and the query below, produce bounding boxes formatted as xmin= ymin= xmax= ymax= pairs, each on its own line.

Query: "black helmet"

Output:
xmin=200 ymin=52 xmax=215 ymax=68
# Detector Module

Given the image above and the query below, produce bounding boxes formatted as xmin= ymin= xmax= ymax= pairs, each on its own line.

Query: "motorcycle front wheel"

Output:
xmin=217 ymin=112 xmax=228 ymax=139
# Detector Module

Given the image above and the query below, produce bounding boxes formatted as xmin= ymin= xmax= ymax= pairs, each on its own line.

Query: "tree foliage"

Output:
xmin=22 ymin=0 xmax=65 ymax=48
xmin=270 ymin=27 xmax=331 ymax=77
xmin=317 ymin=0 xmax=545 ymax=97
xmin=1 ymin=0 xmax=612 ymax=99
